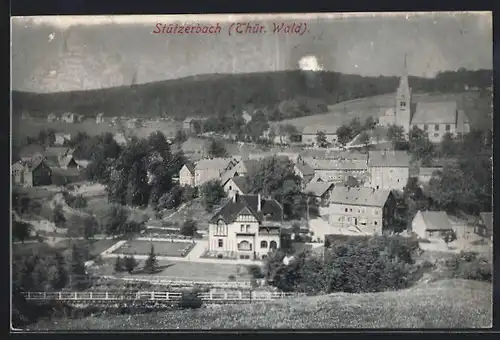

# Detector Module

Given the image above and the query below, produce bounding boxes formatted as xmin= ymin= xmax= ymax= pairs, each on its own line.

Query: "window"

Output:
xmin=216 ymin=221 xmax=227 ymax=236
xmin=218 ymin=239 xmax=223 ymax=248
xmin=423 ymin=124 xmax=428 ymax=130
xmin=445 ymin=124 xmax=451 ymax=131
xmin=400 ymin=101 xmax=406 ymax=107
xmin=349 ymin=208 xmax=352 ymax=212
xmin=434 ymin=133 xmax=439 ymax=138
xmin=238 ymin=241 xmax=252 ymax=251
xmin=345 ymin=208 xmax=348 ymax=212
xmin=246 ymin=225 xmax=250 ymax=232
xmin=434 ymin=124 xmax=439 ymax=131
xmin=347 ymin=217 xmax=351 ymax=222
xmin=374 ymin=221 xmax=378 ymax=225
xmin=269 ymin=241 xmax=277 ymax=249
xmin=240 ymin=224 xmax=245 ymax=232
xmin=260 ymin=241 xmax=268 ymax=248
xmin=229 ymin=186 xmax=232 ymax=190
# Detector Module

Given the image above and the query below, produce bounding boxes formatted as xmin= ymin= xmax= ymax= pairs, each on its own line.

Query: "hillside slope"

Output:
xmin=12 ymin=69 xmax=491 ymax=121
xmin=30 ymin=279 xmax=491 ymax=330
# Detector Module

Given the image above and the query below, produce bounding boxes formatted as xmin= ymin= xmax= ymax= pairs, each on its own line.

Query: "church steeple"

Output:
xmin=395 ymin=53 xmax=411 ymax=135
xmin=397 ymin=53 xmax=410 ymax=96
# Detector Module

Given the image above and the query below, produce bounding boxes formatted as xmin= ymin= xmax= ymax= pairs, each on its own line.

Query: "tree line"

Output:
xmin=12 ymin=69 xmax=492 ymax=120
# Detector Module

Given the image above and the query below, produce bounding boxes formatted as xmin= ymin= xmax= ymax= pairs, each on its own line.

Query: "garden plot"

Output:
xmin=114 ymin=240 xmax=195 ymax=257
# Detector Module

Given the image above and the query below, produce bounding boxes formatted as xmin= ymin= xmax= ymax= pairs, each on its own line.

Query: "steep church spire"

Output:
xmin=398 ymin=53 xmax=410 ymax=93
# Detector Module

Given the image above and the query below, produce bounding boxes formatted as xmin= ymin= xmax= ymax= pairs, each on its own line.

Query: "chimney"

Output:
xmin=257 ymin=193 xmax=261 ymax=212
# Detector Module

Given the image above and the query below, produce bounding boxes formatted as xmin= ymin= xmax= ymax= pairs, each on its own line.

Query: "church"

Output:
xmin=379 ymin=56 xmax=470 ymax=143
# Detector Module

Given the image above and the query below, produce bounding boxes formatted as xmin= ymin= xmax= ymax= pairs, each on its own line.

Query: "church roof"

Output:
xmin=411 ymin=101 xmax=467 ymax=125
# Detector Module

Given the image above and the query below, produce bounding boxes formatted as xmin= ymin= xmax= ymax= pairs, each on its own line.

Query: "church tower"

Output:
xmin=395 ymin=54 xmax=412 ymax=135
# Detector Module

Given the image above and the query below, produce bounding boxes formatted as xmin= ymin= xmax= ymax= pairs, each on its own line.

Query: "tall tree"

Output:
xmin=336 ymin=125 xmax=353 ymax=147
xmin=144 ymin=244 xmax=159 ymax=274
xmin=316 ymin=131 xmax=328 ymax=148
xmin=440 ymin=132 xmax=457 ymax=157
xmin=12 ymin=221 xmax=33 ymax=243
xmin=207 ymin=139 xmax=228 ymax=158
xmin=364 ymin=116 xmax=378 ymax=130
xmin=409 ymin=126 xmax=434 ymax=166
xmin=201 ymin=180 xmax=226 ymax=212
xmin=52 ymin=204 xmax=66 ymax=228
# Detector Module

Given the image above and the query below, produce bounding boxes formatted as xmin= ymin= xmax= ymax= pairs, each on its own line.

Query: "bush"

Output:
xmin=178 ymin=290 xmax=203 ymax=309
xmin=228 ymin=275 xmax=236 ymax=281
xmin=180 ymin=219 xmax=197 ymax=237
xmin=247 ymin=264 xmax=265 ymax=279
xmin=445 ymin=251 xmax=492 ymax=282
xmin=266 ymin=236 xmax=422 ymax=294
xmin=114 ymin=256 xmax=125 ymax=273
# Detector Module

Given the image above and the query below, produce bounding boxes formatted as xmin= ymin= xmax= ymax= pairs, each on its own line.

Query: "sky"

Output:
xmin=11 ymin=12 xmax=492 ymax=93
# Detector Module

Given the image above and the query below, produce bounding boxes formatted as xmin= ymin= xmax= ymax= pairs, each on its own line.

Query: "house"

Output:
xmin=183 ymin=118 xmax=195 ymax=131
xmin=61 ymin=112 xmax=76 ymax=123
xmin=303 ymin=181 xmax=335 ymax=206
xmin=411 ymin=102 xmax=470 ymax=143
xmin=126 ymin=118 xmax=141 ymax=129
xmin=242 ymin=111 xmax=253 ymax=123
xmin=19 ymin=144 xmax=45 ymax=162
xmin=294 ymin=162 xmax=315 ymax=187
xmin=301 ymin=125 xmax=338 ymax=146
xmin=194 ymin=158 xmax=236 ymax=187
xmin=96 ymin=113 xmax=105 ymax=124
xmin=323 ymin=186 xmax=396 ymax=235
xmin=11 ymin=158 xmax=52 ymax=187
xmin=378 ymin=56 xmax=470 ymax=140
xmin=418 ymin=166 xmax=443 ymax=185
xmin=303 ymin=158 xmax=368 ymax=183
xmin=476 ymin=212 xmax=493 ymax=239
xmin=44 ymin=147 xmax=78 ymax=169
xmin=47 ymin=113 xmax=58 ymax=122
xmin=367 ymin=150 xmax=410 ymax=191
xmin=75 ymin=114 xmax=85 ymax=123
xmin=223 ymin=176 xmax=251 ymax=198
xmin=220 ymin=159 xmax=259 ymax=186
xmin=207 ymin=193 xmax=283 ymax=260
xmin=411 ymin=210 xmax=455 ymax=240
xmin=113 ymin=133 xmax=128 ymax=146
xmin=179 ymin=163 xmax=195 ymax=187
xmin=54 ymin=133 xmax=71 ymax=146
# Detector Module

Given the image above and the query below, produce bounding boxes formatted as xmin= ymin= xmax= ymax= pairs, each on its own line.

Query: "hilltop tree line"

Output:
xmin=12 ymin=69 xmax=492 ymax=121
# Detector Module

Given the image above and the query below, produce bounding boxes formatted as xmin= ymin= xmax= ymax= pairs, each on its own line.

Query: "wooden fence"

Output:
xmin=24 ymin=291 xmax=305 ymax=303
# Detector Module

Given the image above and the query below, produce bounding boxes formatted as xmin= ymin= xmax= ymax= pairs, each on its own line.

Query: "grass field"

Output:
xmin=114 ymin=240 xmax=194 ymax=257
xmin=92 ymin=258 xmax=250 ymax=281
xmin=29 ymin=279 xmax=491 ymax=329
xmin=276 ymin=91 xmax=490 ymax=132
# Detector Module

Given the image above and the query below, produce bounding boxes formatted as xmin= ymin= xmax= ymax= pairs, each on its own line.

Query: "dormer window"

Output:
xmin=400 ymin=101 xmax=406 ymax=107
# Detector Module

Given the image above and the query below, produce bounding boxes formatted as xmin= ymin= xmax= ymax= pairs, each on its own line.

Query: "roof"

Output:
xmin=45 ymin=147 xmax=72 ymax=158
xmin=25 ymin=157 xmax=47 ymax=171
xmin=419 ymin=167 xmax=443 ymax=177
xmin=183 ymin=117 xmax=195 ymax=124
xmin=295 ymin=162 xmax=315 ymax=176
xmin=62 ymin=112 xmax=74 ymax=118
xmin=305 ymin=158 xmax=368 ymax=171
xmin=417 ymin=211 xmax=454 ymax=231
xmin=229 ymin=176 xmax=251 ymax=194
xmin=368 ymin=151 xmax=409 ymax=167
xmin=329 ymin=186 xmax=391 ymax=207
xmin=220 ymin=159 xmax=259 ymax=185
xmin=195 ymin=158 xmax=234 ymax=172
xmin=303 ymin=182 xmax=335 ymax=197
xmin=182 ymin=162 xmax=195 ymax=174
xmin=209 ymin=194 xmax=283 ymax=224
xmin=19 ymin=144 xmax=45 ymax=159
xmin=411 ymin=101 xmax=463 ymax=124
xmin=480 ymin=212 xmax=493 ymax=231
xmin=299 ymin=149 xmax=367 ymax=161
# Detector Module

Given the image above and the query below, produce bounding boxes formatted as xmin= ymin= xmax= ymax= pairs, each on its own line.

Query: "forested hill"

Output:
xmin=12 ymin=69 xmax=492 ymax=120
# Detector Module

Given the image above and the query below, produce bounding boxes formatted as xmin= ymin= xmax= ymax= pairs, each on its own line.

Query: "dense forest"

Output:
xmin=12 ymin=69 xmax=492 ymax=120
